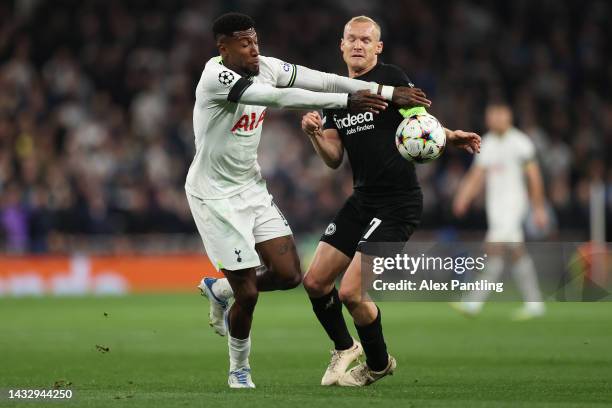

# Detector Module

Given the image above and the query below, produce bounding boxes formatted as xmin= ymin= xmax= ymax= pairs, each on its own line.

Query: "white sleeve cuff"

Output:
xmin=381 ymin=85 xmax=394 ymax=101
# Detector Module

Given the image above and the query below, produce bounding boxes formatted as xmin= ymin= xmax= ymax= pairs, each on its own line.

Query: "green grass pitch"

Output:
xmin=1 ymin=291 xmax=611 ymax=407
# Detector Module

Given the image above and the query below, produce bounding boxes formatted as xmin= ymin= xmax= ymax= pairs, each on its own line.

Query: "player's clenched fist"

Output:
xmin=301 ymin=111 xmax=323 ymax=136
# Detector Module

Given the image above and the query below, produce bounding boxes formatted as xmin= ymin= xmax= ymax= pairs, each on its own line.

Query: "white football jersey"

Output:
xmin=185 ymin=55 xmax=298 ymax=200
xmin=475 ymin=127 xmax=536 ymax=221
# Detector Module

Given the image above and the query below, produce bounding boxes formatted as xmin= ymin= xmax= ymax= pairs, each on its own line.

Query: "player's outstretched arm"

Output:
xmin=237 ymin=82 xmax=388 ymax=112
xmin=301 ymin=111 xmax=343 ymax=169
xmin=201 ymin=63 xmax=386 ymax=111
xmin=291 ymin=64 xmax=379 ymax=94
xmin=291 ymin=65 xmax=431 ymax=108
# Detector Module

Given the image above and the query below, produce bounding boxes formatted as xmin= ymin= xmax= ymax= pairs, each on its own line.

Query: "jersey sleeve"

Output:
xmin=198 ymin=57 xmax=347 ymax=109
xmin=322 ymin=109 xmax=337 ymax=131
xmin=265 ymin=56 xmax=377 ymax=94
xmin=239 ymin=83 xmax=347 ymax=109
xmin=264 ymin=56 xmax=370 ymax=93
xmin=198 ymin=59 xmax=253 ymax=104
xmin=263 ymin=56 xmax=298 ymax=88
xmin=517 ymin=132 xmax=536 ymax=163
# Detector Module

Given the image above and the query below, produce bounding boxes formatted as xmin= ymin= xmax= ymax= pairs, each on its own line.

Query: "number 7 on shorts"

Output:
xmin=363 ymin=217 xmax=382 ymax=240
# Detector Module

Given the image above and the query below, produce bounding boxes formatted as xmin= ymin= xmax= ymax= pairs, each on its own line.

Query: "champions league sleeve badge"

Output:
xmin=218 ymin=70 xmax=235 ymax=86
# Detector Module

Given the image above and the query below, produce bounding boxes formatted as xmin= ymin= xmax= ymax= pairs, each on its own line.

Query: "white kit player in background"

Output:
xmin=453 ymin=102 xmax=549 ymax=320
xmin=186 ymin=12 xmax=425 ymax=389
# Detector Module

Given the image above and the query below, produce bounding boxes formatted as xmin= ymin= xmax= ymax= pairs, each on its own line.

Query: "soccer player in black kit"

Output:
xmin=301 ymin=16 xmax=481 ymax=386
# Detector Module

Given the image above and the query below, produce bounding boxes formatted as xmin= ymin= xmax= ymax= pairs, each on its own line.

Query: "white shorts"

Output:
xmin=187 ymin=180 xmax=292 ymax=271
xmin=485 ymin=213 xmax=525 ymax=243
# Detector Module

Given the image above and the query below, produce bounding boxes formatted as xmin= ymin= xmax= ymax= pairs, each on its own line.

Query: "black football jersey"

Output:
xmin=322 ymin=63 xmax=420 ymax=198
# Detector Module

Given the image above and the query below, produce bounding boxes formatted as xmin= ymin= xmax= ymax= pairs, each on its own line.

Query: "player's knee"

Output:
xmin=303 ymin=272 xmax=331 ymax=297
xmin=273 ymin=263 xmax=302 ymax=290
xmin=338 ymin=287 xmax=360 ymax=309
xmin=283 ymin=271 xmax=302 ymax=289
xmin=235 ymin=287 xmax=259 ymax=312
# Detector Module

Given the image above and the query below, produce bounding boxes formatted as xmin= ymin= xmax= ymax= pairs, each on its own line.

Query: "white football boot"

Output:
xmin=338 ymin=355 xmax=397 ymax=387
xmin=511 ymin=302 xmax=545 ymax=321
xmin=228 ymin=367 xmax=256 ymax=389
xmin=450 ymin=301 xmax=482 ymax=317
xmin=198 ymin=277 xmax=230 ymax=336
xmin=321 ymin=340 xmax=363 ymax=386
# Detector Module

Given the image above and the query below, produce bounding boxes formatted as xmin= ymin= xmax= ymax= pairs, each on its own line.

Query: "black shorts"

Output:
xmin=320 ymin=190 xmax=423 ymax=258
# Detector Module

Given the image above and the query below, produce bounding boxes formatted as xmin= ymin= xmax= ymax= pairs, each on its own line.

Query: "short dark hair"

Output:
xmin=212 ymin=12 xmax=256 ymax=40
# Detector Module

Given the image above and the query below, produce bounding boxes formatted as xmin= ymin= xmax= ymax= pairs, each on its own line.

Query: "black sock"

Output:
xmin=309 ymin=287 xmax=353 ymax=351
xmin=355 ymin=307 xmax=388 ymax=372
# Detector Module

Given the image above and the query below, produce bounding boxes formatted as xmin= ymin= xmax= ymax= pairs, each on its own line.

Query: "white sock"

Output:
xmin=511 ymin=255 xmax=544 ymax=307
xmin=213 ymin=278 xmax=234 ymax=301
xmin=464 ymin=256 xmax=504 ymax=306
xmin=228 ymin=335 xmax=251 ymax=371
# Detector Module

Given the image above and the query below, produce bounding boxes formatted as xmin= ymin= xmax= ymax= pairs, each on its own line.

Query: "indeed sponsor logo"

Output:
xmin=333 ymin=112 xmax=374 ymax=129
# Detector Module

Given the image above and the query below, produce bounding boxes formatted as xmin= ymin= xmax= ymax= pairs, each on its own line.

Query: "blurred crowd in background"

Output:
xmin=0 ymin=0 xmax=610 ymax=253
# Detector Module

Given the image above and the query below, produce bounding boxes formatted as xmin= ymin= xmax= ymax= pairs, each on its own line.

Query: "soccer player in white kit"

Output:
xmin=453 ymin=102 xmax=548 ymax=320
xmin=187 ymin=12 xmax=431 ymax=388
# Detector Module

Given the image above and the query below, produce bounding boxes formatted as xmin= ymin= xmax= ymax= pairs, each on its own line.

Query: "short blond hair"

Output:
xmin=343 ymin=15 xmax=381 ymax=40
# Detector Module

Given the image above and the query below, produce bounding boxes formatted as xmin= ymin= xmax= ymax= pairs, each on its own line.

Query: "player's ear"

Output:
xmin=376 ymin=41 xmax=383 ymax=55
xmin=217 ymin=37 xmax=229 ymax=56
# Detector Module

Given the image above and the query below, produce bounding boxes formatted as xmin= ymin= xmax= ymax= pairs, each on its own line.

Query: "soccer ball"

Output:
xmin=395 ymin=113 xmax=446 ymax=163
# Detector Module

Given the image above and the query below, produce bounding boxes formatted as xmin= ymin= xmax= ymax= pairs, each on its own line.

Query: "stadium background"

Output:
xmin=0 ymin=1 xmax=610 ymax=406
xmin=1 ymin=0 xmax=610 ymax=254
